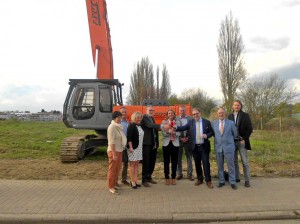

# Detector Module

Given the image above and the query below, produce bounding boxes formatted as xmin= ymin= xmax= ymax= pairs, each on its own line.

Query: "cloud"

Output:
xmin=0 ymin=84 xmax=65 ymax=112
xmin=1 ymin=84 xmax=42 ymax=98
xmin=253 ymin=62 xmax=300 ymax=81
xmin=248 ymin=37 xmax=290 ymax=52
xmin=281 ymin=0 xmax=300 ymax=7
xmin=273 ymin=63 xmax=300 ymax=80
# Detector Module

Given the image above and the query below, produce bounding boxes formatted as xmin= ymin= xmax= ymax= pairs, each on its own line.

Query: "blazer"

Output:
xmin=212 ymin=119 xmax=237 ymax=153
xmin=176 ymin=118 xmax=213 ymax=153
xmin=228 ymin=110 xmax=253 ymax=150
xmin=141 ymin=114 xmax=160 ymax=147
xmin=161 ymin=119 xmax=181 ymax=147
xmin=126 ymin=123 xmax=140 ymax=150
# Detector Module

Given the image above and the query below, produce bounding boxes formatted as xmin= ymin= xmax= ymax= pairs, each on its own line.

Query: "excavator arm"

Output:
xmin=86 ymin=0 xmax=114 ymax=79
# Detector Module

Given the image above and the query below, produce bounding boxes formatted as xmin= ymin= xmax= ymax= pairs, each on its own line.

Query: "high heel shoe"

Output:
xmin=130 ymin=182 xmax=137 ymax=189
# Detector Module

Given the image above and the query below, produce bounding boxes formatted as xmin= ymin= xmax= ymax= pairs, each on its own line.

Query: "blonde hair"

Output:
xmin=131 ymin=111 xmax=142 ymax=123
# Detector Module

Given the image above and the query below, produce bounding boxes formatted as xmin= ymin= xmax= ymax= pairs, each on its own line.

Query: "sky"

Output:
xmin=0 ymin=0 xmax=300 ymax=113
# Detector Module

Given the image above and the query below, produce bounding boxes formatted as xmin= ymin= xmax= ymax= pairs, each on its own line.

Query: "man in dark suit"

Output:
xmin=174 ymin=108 xmax=214 ymax=189
xmin=141 ymin=105 xmax=160 ymax=187
xmin=228 ymin=100 xmax=253 ymax=187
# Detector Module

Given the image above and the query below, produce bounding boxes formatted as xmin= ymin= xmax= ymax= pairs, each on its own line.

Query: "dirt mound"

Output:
xmin=1 ymin=159 xmax=299 ymax=180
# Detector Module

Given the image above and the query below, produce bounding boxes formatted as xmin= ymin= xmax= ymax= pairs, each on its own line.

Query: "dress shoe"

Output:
xmin=121 ymin=180 xmax=130 ymax=185
xmin=176 ymin=175 xmax=183 ymax=180
xmin=130 ymin=182 xmax=137 ymax=189
xmin=188 ymin=175 xmax=194 ymax=181
xmin=244 ymin=181 xmax=250 ymax=187
xmin=165 ymin=179 xmax=170 ymax=186
xmin=194 ymin=180 xmax=203 ymax=186
xmin=148 ymin=179 xmax=157 ymax=184
xmin=206 ymin=181 xmax=214 ymax=189
xmin=236 ymin=179 xmax=241 ymax=183
xmin=231 ymin=184 xmax=237 ymax=190
xmin=217 ymin=183 xmax=225 ymax=188
xmin=109 ymin=188 xmax=119 ymax=195
xmin=135 ymin=182 xmax=141 ymax=187
xmin=172 ymin=179 xmax=176 ymax=185
xmin=114 ymin=186 xmax=121 ymax=190
xmin=142 ymin=182 xmax=150 ymax=187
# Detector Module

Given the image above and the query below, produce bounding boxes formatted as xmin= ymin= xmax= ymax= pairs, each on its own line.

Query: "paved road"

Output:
xmin=0 ymin=177 xmax=299 ymax=223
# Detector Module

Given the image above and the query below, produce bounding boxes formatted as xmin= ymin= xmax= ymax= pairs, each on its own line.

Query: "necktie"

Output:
xmin=220 ymin=120 xmax=224 ymax=135
xmin=197 ymin=121 xmax=201 ymax=143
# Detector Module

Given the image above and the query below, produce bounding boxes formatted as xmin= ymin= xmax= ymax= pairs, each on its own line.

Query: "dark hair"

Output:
xmin=112 ymin=111 xmax=122 ymax=119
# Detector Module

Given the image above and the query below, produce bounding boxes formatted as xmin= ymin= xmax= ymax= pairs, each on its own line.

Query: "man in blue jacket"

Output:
xmin=212 ymin=107 xmax=238 ymax=190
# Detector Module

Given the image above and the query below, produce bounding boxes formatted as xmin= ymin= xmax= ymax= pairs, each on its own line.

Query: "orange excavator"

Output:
xmin=60 ymin=0 xmax=191 ymax=162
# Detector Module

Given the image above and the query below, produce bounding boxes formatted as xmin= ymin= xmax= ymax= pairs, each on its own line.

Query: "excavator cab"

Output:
xmin=60 ymin=79 xmax=123 ymax=162
xmin=63 ymin=79 xmax=123 ymax=130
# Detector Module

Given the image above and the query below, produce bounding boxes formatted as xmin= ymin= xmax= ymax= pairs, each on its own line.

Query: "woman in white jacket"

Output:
xmin=161 ymin=109 xmax=181 ymax=185
xmin=107 ymin=111 xmax=127 ymax=194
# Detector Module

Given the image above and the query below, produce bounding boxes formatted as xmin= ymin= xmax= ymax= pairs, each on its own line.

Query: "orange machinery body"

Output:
xmin=114 ymin=105 xmax=192 ymax=125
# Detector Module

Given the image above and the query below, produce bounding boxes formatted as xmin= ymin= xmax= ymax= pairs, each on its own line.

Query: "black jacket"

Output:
xmin=141 ymin=115 xmax=160 ymax=147
xmin=127 ymin=123 xmax=140 ymax=150
xmin=228 ymin=110 xmax=253 ymax=150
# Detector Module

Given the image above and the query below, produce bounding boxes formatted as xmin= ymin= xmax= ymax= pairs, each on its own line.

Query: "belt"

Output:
xmin=195 ymin=144 xmax=204 ymax=147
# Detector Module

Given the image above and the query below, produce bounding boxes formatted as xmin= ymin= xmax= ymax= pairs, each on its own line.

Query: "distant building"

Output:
xmin=0 ymin=111 xmax=62 ymax=122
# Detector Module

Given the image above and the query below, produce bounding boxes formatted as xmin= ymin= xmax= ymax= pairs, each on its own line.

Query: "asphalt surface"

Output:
xmin=0 ymin=177 xmax=299 ymax=223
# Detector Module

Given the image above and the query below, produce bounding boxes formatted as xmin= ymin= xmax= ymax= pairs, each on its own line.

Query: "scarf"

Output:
xmin=111 ymin=120 xmax=127 ymax=148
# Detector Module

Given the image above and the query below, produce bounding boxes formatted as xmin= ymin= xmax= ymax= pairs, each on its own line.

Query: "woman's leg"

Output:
xmin=107 ymin=151 xmax=117 ymax=189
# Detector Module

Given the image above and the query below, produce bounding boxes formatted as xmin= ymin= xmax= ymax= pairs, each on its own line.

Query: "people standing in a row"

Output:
xmin=107 ymin=102 xmax=251 ymax=192
xmin=212 ymin=107 xmax=237 ymax=190
xmin=120 ymin=107 xmax=130 ymax=186
xmin=175 ymin=108 xmax=214 ymax=189
xmin=228 ymin=100 xmax=253 ymax=187
xmin=107 ymin=111 xmax=127 ymax=194
xmin=176 ymin=105 xmax=194 ymax=181
xmin=161 ymin=109 xmax=180 ymax=185
xmin=127 ymin=112 xmax=144 ymax=189
xmin=141 ymin=105 xmax=160 ymax=187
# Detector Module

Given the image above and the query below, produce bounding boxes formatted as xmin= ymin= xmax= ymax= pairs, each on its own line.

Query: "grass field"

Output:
xmin=0 ymin=119 xmax=299 ymax=179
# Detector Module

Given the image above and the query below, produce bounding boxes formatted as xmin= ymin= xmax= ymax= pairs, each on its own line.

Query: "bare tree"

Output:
xmin=181 ymin=88 xmax=216 ymax=117
xmin=128 ymin=57 xmax=155 ymax=105
xmin=238 ymin=74 xmax=297 ymax=129
xmin=217 ymin=11 xmax=247 ymax=111
xmin=128 ymin=57 xmax=171 ymax=104
xmin=159 ymin=64 xmax=171 ymax=99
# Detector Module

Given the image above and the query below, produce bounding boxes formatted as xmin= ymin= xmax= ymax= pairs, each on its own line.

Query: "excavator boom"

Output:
xmin=86 ymin=0 xmax=113 ymax=79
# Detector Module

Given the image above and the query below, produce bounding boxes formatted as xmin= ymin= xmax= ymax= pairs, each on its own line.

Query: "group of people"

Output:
xmin=106 ymin=100 xmax=253 ymax=194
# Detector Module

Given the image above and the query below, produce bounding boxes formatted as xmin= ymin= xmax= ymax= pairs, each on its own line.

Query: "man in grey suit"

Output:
xmin=176 ymin=105 xmax=194 ymax=181
xmin=212 ymin=107 xmax=238 ymax=190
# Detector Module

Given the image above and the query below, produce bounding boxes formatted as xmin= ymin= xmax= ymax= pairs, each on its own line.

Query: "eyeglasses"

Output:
xmin=192 ymin=113 xmax=199 ymax=116
xmin=149 ymin=109 xmax=155 ymax=112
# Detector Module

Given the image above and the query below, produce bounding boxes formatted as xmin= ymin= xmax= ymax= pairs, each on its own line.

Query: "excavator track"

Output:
xmin=60 ymin=135 xmax=86 ymax=162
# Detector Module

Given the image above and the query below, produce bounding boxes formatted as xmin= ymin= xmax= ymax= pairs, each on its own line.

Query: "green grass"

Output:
xmin=0 ymin=119 xmax=96 ymax=159
xmin=249 ymin=130 xmax=300 ymax=164
xmin=1 ymin=120 xmax=299 ymax=166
